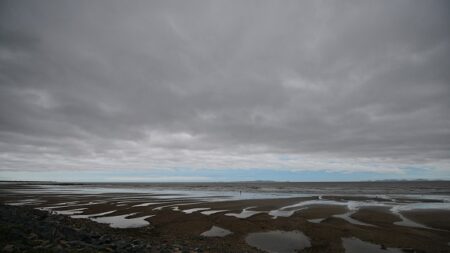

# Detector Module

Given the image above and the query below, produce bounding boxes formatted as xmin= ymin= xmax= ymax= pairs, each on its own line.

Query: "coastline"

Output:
xmin=1 ymin=182 xmax=450 ymax=252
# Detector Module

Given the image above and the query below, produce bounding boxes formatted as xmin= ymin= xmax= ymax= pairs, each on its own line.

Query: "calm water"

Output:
xmin=245 ymin=230 xmax=311 ymax=253
xmin=342 ymin=237 xmax=403 ymax=253
xmin=2 ymin=180 xmax=450 ymax=198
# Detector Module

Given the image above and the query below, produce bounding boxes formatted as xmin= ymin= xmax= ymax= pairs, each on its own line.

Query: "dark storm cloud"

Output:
xmin=0 ymin=0 xmax=449 ymax=173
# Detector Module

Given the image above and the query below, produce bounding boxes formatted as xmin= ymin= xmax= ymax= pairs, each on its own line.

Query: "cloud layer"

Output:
xmin=1 ymin=0 xmax=449 ymax=178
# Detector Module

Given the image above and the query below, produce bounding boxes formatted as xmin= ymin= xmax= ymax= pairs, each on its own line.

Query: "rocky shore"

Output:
xmin=0 ymin=204 xmax=199 ymax=253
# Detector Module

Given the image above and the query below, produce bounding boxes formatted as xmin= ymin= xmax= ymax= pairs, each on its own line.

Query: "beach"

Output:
xmin=1 ymin=181 xmax=450 ymax=252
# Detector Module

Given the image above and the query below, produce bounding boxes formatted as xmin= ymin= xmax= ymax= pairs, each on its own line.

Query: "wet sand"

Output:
xmin=144 ymin=204 xmax=450 ymax=252
xmin=1 ymin=182 xmax=450 ymax=252
xmin=402 ymin=209 xmax=450 ymax=231
xmin=3 ymin=198 xmax=450 ymax=252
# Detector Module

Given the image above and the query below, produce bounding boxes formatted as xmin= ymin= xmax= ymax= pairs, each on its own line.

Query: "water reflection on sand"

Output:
xmin=245 ymin=230 xmax=311 ymax=253
xmin=201 ymin=226 xmax=232 ymax=237
xmin=225 ymin=207 xmax=263 ymax=219
xmin=342 ymin=237 xmax=403 ymax=253
xmin=91 ymin=213 xmax=154 ymax=228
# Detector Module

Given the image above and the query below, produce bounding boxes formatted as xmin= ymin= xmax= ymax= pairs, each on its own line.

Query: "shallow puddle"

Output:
xmin=201 ymin=226 xmax=232 ymax=237
xmin=342 ymin=237 xmax=403 ymax=253
xmin=393 ymin=213 xmax=430 ymax=229
xmin=201 ymin=210 xmax=228 ymax=215
xmin=225 ymin=207 xmax=263 ymax=219
xmin=389 ymin=205 xmax=448 ymax=230
xmin=268 ymin=209 xmax=296 ymax=218
xmin=333 ymin=211 xmax=375 ymax=226
xmin=308 ymin=218 xmax=325 ymax=223
xmin=245 ymin=230 xmax=311 ymax=253
xmin=71 ymin=210 xmax=116 ymax=219
xmin=153 ymin=202 xmax=199 ymax=211
xmin=6 ymin=199 xmax=45 ymax=206
xmin=91 ymin=213 xmax=154 ymax=228
xmin=390 ymin=209 xmax=431 ymax=229
xmin=53 ymin=208 xmax=87 ymax=215
xmin=132 ymin=202 xmax=158 ymax=207
xmin=182 ymin=207 xmax=210 ymax=214
xmin=36 ymin=201 xmax=105 ymax=212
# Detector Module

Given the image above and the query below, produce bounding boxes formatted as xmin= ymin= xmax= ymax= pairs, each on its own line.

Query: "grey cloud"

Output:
xmin=0 ymin=0 xmax=449 ymax=172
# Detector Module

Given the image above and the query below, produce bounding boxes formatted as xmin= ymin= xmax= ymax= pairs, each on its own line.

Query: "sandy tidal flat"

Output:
xmin=1 ymin=181 xmax=450 ymax=252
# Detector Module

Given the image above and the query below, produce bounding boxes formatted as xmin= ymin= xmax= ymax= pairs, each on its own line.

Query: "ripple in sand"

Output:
xmin=90 ymin=213 xmax=154 ymax=228
xmin=201 ymin=226 xmax=232 ymax=237
xmin=342 ymin=237 xmax=403 ymax=253
xmin=245 ymin=230 xmax=311 ymax=253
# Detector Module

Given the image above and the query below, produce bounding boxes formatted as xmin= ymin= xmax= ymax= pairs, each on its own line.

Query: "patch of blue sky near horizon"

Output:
xmin=2 ymin=145 xmax=449 ymax=182
xmin=0 ymin=167 xmax=448 ymax=182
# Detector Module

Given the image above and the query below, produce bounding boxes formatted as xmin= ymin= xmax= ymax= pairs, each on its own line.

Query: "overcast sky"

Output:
xmin=1 ymin=0 xmax=449 ymax=181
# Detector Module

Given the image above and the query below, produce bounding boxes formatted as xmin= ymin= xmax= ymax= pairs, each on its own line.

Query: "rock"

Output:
xmin=59 ymin=239 xmax=69 ymax=247
xmin=172 ymin=248 xmax=182 ymax=253
xmin=67 ymin=240 xmax=89 ymax=248
xmin=104 ymin=247 xmax=115 ymax=252
xmin=28 ymin=232 xmax=38 ymax=240
xmin=0 ymin=204 xmax=200 ymax=253
xmin=52 ymin=245 xmax=64 ymax=253
xmin=60 ymin=226 xmax=79 ymax=240
xmin=2 ymin=244 xmax=14 ymax=253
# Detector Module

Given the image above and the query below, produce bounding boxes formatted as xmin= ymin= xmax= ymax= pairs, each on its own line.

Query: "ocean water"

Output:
xmin=3 ymin=180 xmax=450 ymax=199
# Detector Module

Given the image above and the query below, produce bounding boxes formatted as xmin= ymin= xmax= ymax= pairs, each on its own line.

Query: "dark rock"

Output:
xmin=2 ymin=244 xmax=14 ymax=253
xmin=27 ymin=232 xmax=38 ymax=240
xmin=104 ymin=247 xmax=115 ymax=252
xmin=0 ymin=204 xmax=200 ymax=253
xmin=100 ymin=235 xmax=112 ymax=243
